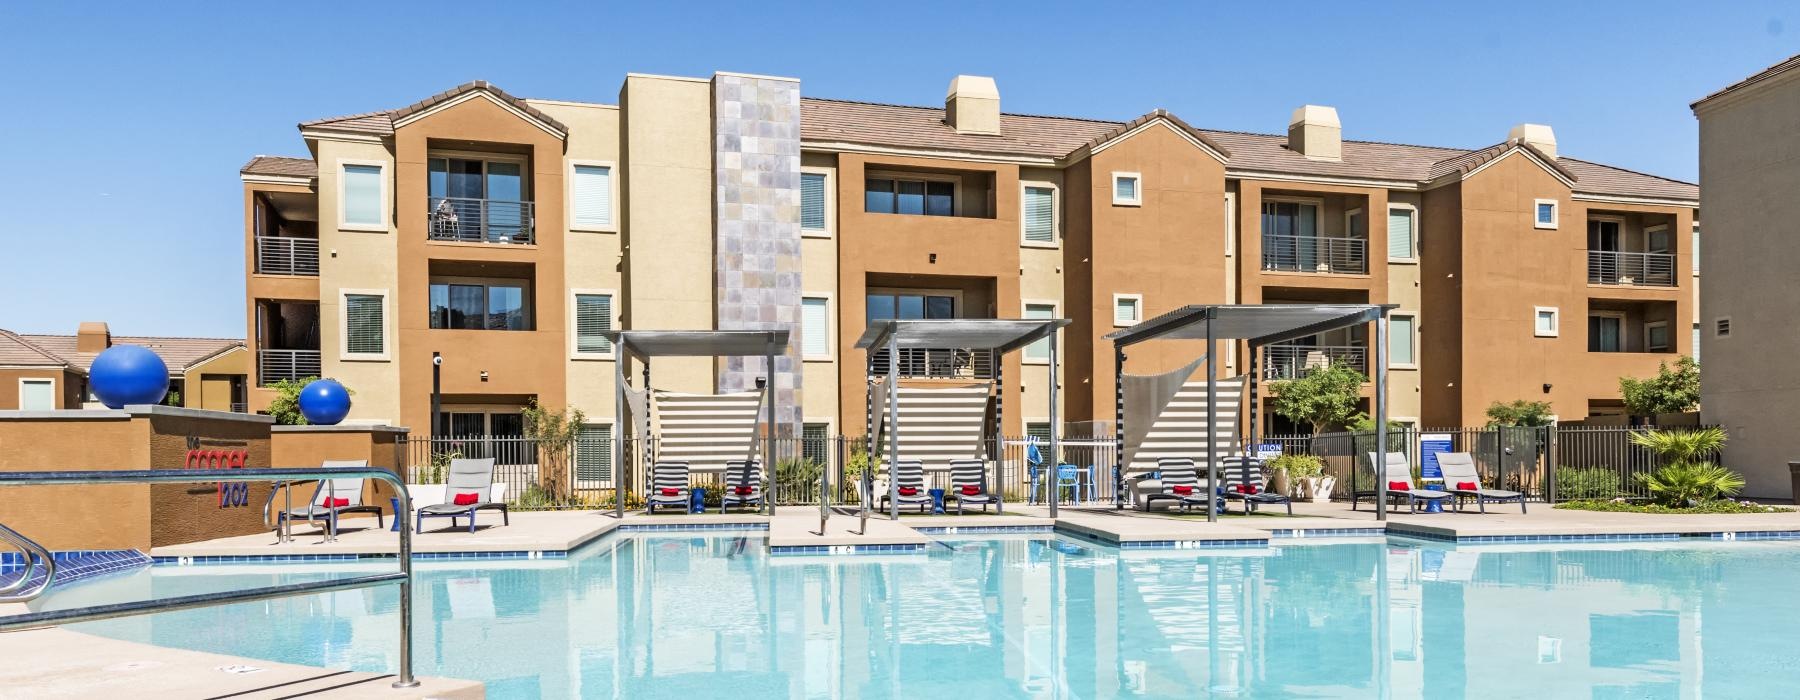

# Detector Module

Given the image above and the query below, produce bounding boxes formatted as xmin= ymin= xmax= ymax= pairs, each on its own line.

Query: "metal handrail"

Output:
xmin=0 ymin=523 xmax=54 ymax=600
xmin=0 ymin=467 xmax=418 ymax=689
xmin=1588 ymin=250 xmax=1677 ymax=287
xmin=1261 ymin=233 xmax=1369 ymax=274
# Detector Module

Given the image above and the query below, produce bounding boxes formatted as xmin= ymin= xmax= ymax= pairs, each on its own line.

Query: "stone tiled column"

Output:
xmin=713 ymin=73 xmax=802 ymax=436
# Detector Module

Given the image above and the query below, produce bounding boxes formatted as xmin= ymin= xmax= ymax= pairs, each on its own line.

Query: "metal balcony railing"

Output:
xmin=1261 ymin=234 xmax=1368 ymax=274
xmin=428 ymin=197 xmax=534 ymax=244
xmin=868 ymin=347 xmax=997 ymax=379
xmin=258 ymin=348 xmax=321 ymax=386
xmin=1262 ymin=344 xmax=1367 ymax=380
xmin=254 ymin=236 xmax=319 ymax=276
xmin=1588 ymin=250 xmax=1677 ymax=287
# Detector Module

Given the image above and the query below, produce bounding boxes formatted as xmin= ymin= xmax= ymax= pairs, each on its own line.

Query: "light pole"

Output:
xmin=430 ymin=352 xmax=442 ymax=438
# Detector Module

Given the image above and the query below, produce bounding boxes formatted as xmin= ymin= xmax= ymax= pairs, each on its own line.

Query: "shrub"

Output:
xmin=266 ymin=377 xmax=319 ymax=426
xmin=1270 ymin=362 xmax=1367 ymax=434
xmin=1555 ymin=467 xmax=1620 ymax=501
xmin=1619 ymin=357 xmax=1701 ymax=417
xmin=1636 ymin=463 xmax=1745 ymax=507
xmin=1486 ymin=400 xmax=1554 ymax=427
xmin=1269 ymin=453 xmax=1324 ymax=479
xmin=775 ymin=458 xmax=826 ymax=497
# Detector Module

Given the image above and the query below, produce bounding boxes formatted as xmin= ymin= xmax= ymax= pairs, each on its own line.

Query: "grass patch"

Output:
xmin=1556 ymin=499 xmax=1791 ymax=515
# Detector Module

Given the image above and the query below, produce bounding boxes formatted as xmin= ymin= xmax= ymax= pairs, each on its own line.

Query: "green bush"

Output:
xmin=775 ymin=457 xmax=826 ymax=497
xmin=266 ymin=377 xmax=318 ymax=426
xmin=1556 ymin=499 xmax=1785 ymax=514
xmin=1555 ymin=467 xmax=1620 ymax=501
xmin=1269 ymin=453 xmax=1323 ymax=479
xmin=1636 ymin=463 xmax=1745 ymax=507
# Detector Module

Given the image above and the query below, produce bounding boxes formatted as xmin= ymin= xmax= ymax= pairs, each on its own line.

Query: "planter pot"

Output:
xmin=1303 ymin=476 xmax=1337 ymax=503
xmin=1271 ymin=470 xmax=1291 ymax=498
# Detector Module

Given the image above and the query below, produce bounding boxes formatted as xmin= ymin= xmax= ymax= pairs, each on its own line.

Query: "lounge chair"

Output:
xmin=1437 ymin=452 xmax=1528 ymax=514
xmin=948 ymin=459 xmax=1000 ymax=514
xmin=275 ymin=460 xmax=385 ymax=542
xmin=416 ymin=458 xmax=509 ymax=533
xmin=1353 ymin=452 xmax=1451 ymax=514
xmin=646 ymin=460 xmax=692 ymax=514
xmin=719 ymin=459 xmax=763 ymax=514
xmin=878 ymin=459 xmax=934 ymax=513
xmin=1221 ymin=456 xmax=1292 ymax=515
xmin=1142 ymin=457 xmax=1216 ymax=513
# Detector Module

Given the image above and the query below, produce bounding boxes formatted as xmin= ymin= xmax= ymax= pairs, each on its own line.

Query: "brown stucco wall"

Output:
xmin=145 ymin=411 xmax=274 ymax=548
xmin=270 ymin=425 xmax=407 ymax=517
xmin=1419 ymin=183 xmax=1465 ymax=427
xmin=0 ymin=369 xmax=81 ymax=410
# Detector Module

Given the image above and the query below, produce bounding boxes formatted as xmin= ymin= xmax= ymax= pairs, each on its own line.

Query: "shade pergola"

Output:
xmin=854 ymin=318 xmax=1072 ymax=519
xmin=602 ymin=330 xmax=789 ymax=519
xmin=1104 ymin=304 xmax=1399 ymax=521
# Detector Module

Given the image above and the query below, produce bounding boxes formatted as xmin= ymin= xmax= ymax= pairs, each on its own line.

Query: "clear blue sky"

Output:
xmin=1 ymin=1 xmax=1792 ymax=338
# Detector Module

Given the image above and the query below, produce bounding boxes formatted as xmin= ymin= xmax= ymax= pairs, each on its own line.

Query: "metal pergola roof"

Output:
xmin=602 ymin=330 xmax=789 ymax=359
xmin=1105 ymin=304 xmax=1396 ymax=347
xmin=854 ymin=319 xmax=1070 ymax=354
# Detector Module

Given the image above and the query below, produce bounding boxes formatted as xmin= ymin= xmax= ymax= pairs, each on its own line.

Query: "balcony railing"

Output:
xmin=258 ymin=349 xmax=321 ymax=386
xmin=254 ymin=236 xmax=319 ymax=276
xmin=869 ymin=347 xmax=997 ymax=379
xmin=428 ymin=197 xmax=534 ymax=245
xmin=1262 ymin=234 xmax=1367 ymax=274
xmin=1588 ymin=251 xmax=1676 ymax=287
xmin=1262 ymin=344 xmax=1366 ymax=380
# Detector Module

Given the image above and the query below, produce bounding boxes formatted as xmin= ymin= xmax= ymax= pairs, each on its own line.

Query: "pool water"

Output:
xmin=39 ymin=532 xmax=1800 ymax=699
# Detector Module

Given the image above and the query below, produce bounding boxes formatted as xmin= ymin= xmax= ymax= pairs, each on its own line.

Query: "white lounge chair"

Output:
xmin=948 ymin=459 xmax=999 ymax=514
xmin=1437 ymin=452 xmax=1527 ymax=513
xmin=646 ymin=460 xmax=692 ymax=514
xmin=415 ymin=458 xmax=509 ymax=533
xmin=1354 ymin=452 xmax=1450 ymax=514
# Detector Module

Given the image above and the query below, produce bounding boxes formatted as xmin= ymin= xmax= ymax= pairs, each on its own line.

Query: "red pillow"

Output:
xmin=1235 ymin=484 xmax=1259 ymax=495
xmin=1171 ymin=485 xmax=1194 ymax=495
xmin=1456 ymin=481 xmax=1479 ymax=491
xmin=734 ymin=485 xmax=755 ymax=496
xmin=898 ymin=487 xmax=919 ymax=497
xmin=1387 ymin=481 xmax=1411 ymax=492
xmin=452 ymin=493 xmax=479 ymax=506
xmin=325 ymin=497 xmax=349 ymax=508
xmin=659 ymin=488 xmax=680 ymax=497
xmin=960 ymin=485 xmax=981 ymax=496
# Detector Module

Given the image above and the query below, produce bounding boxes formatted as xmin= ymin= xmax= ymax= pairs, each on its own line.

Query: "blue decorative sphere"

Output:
xmin=89 ymin=345 xmax=169 ymax=409
xmin=297 ymin=379 xmax=352 ymax=425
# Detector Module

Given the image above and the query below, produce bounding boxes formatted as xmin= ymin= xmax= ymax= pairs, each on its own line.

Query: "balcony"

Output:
xmin=1262 ymin=344 xmax=1366 ymax=381
xmin=258 ymin=349 xmax=321 ymax=386
xmin=254 ymin=236 xmax=319 ymax=276
xmin=1262 ymin=234 xmax=1367 ymax=275
xmin=428 ymin=197 xmax=535 ymax=245
xmin=1588 ymin=251 xmax=1676 ymax=287
xmin=869 ymin=347 xmax=997 ymax=379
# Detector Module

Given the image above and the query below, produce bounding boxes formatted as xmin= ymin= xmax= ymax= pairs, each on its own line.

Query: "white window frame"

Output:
xmin=1021 ymin=299 xmax=1059 ymax=364
xmin=1645 ymin=320 xmax=1671 ymax=353
xmin=800 ymin=167 xmax=835 ymax=238
xmin=337 ymin=159 xmax=389 ymax=233
xmin=1534 ymin=306 xmax=1560 ymax=338
xmin=1224 ymin=192 xmax=1236 ymax=257
xmin=1389 ymin=312 xmax=1418 ymax=369
xmin=1020 ymin=181 xmax=1059 ymax=248
xmin=1533 ymin=198 xmax=1559 ymax=230
xmin=569 ymin=288 xmax=618 ymax=360
xmin=339 ymin=289 xmax=390 ymax=361
xmin=1112 ymin=293 xmax=1143 ymax=327
xmin=567 ymin=159 xmax=619 ymax=233
xmin=1387 ymin=203 xmax=1419 ymax=262
xmin=1691 ymin=223 xmax=1700 ymax=276
xmin=800 ymin=293 xmax=834 ymax=361
xmin=18 ymin=378 xmax=55 ymax=411
xmin=1111 ymin=172 xmax=1142 ymax=207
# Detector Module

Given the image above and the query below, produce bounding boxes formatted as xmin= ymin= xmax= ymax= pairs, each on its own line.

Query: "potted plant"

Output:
xmin=1271 ymin=454 xmax=1330 ymax=502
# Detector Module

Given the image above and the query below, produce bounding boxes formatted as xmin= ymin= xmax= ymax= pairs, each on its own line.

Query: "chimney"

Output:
xmin=945 ymin=75 xmax=1001 ymax=135
xmin=76 ymin=321 xmax=111 ymax=353
xmin=1288 ymin=105 xmax=1341 ymax=161
xmin=1508 ymin=123 xmax=1557 ymax=160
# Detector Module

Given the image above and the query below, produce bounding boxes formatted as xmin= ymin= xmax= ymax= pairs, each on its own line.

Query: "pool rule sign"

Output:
xmin=1419 ymin=434 xmax=1454 ymax=481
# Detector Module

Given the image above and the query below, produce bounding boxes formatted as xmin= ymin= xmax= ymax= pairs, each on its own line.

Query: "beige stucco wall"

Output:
xmin=799 ymin=152 xmax=842 ymax=432
xmin=182 ymin=346 xmax=249 ymax=412
xmin=1018 ymin=166 xmax=1066 ymax=428
xmin=315 ymin=138 xmax=403 ymax=424
xmin=535 ymin=99 xmax=624 ymax=423
xmin=1385 ymin=191 xmax=1424 ymax=424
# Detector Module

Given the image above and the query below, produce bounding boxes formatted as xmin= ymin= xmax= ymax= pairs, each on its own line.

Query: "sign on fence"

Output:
xmin=1255 ymin=444 xmax=1284 ymax=460
xmin=1419 ymin=434 xmax=1453 ymax=481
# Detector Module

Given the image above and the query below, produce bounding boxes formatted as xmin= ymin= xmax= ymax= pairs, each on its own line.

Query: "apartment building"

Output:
xmin=240 ymin=73 xmax=1697 ymax=444
xmin=0 ymin=322 xmax=246 ymax=411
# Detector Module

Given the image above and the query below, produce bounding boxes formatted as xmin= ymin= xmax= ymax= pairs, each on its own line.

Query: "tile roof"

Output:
xmin=1079 ymin=109 xmax=1231 ymax=159
xmin=300 ymin=81 xmax=566 ymax=137
xmin=0 ymin=330 xmax=66 ymax=367
xmin=1693 ymin=52 xmax=1800 ymax=109
xmin=1424 ymin=141 xmax=1579 ymax=184
xmin=799 ymin=97 xmax=1118 ymax=159
xmin=6 ymin=331 xmax=244 ymax=374
xmin=240 ymin=155 xmax=316 ymax=179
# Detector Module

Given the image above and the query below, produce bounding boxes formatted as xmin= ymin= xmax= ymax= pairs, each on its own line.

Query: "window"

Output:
xmin=573 ymin=292 xmax=614 ymax=355
xmin=1390 ymin=314 xmax=1416 ymax=366
xmin=1535 ymin=307 xmax=1559 ymax=337
xmin=1026 ymin=422 xmax=1052 ymax=443
xmin=801 ymin=172 xmax=829 ymax=232
xmin=801 ymin=296 xmax=831 ymax=359
xmin=1112 ymin=173 xmax=1141 ymax=206
xmin=1262 ymin=201 xmax=1320 ymax=236
xmin=1224 ymin=194 xmax=1236 ymax=256
xmin=1716 ymin=317 xmax=1731 ymax=338
xmin=571 ymin=163 xmax=614 ymax=230
xmin=1388 ymin=206 xmax=1416 ymax=260
xmin=1113 ymin=294 xmax=1143 ymax=327
xmin=1692 ymin=225 xmax=1700 ymax=274
xmin=18 ymin=379 xmax=54 ymax=411
xmin=575 ymin=423 xmax=613 ymax=481
xmin=802 ymin=422 xmax=831 ymax=466
xmin=1022 ymin=185 xmax=1056 ymax=245
xmin=1692 ymin=323 xmax=1701 ymax=363
xmin=1589 ymin=314 xmax=1623 ymax=353
xmin=1646 ymin=225 xmax=1671 ymax=255
xmin=429 ymin=282 xmax=529 ymax=330
xmin=343 ymin=292 xmax=386 ymax=357
xmin=865 ymin=177 xmax=953 ymax=216
xmin=1534 ymin=199 xmax=1559 ymax=229
xmin=1646 ymin=321 xmax=1670 ymax=353
xmin=866 ymin=293 xmax=954 ymax=321
xmin=1024 ymin=302 xmax=1056 ymax=361
xmin=341 ymin=163 xmax=384 ymax=229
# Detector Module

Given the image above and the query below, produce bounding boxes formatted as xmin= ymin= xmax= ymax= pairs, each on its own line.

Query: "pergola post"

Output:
xmin=1113 ymin=346 xmax=1126 ymax=510
xmin=763 ymin=338 xmax=776 ymax=516
xmin=1375 ymin=311 xmax=1390 ymax=522
xmin=1047 ymin=328 xmax=1060 ymax=518
xmin=1205 ymin=315 xmax=1219 ymax=524
xmin=886 ymin=331 xmax=901 ymax=521
xmin=991 ymin=348 xmax=1003 ymax=514
xmin=613 ymin=340 xmax=626 ymax=519
xmin=1247 ymin=343 xmax=1260 ymax=456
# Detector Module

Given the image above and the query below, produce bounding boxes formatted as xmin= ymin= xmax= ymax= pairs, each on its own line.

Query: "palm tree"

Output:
xmin=1628 ymin=427 xmax=1738 ymax=506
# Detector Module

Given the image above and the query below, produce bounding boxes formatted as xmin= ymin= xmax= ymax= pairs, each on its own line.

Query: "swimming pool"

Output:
xmin=37 ymin=532 xmax=1800 ymax=698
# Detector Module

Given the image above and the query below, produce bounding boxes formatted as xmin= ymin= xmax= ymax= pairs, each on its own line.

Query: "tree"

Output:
xmin=266 ymin=377 xmax=318 ymax=426
xmin=1270 ymin=362 xmax=1366 ymax=435
xmin=1619 ymin=356 xmax=1701 ymax=417
xmin=1485 ymin=400 xmax=1554 ymax=427
xmin=522 ymin=399 xmax=586 ymax=501
xmin=1629 ymin=427 xmax=1739 ymax=506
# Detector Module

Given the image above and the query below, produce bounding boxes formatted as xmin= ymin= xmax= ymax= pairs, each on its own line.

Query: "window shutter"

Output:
xmin=344 ymin=294 xmax=384 ymax=354
xmin=802 ymin=297 xmax=829 ymax=356
xmin=342 ymin=165 xmax=382 ymax=226
xmin=1115 ymin=297 xmax=1138 ymax=325
xmin=1390 ymin=315 xmax=1415 ymax=365
xmin=572 ymin=165 xmax=613 ymax=229
xmin=1023 ymin=187 xmax=1055 ymax=243
xmin=575 ymin=294 xmax=613 ymax=353
xmin=801 ymin=173 xmax=827 ymax=230
xmin=575 ymin=423 xmax=612 ymax=481
xmin=1388 ymin=209 xmax=1414 ymax=259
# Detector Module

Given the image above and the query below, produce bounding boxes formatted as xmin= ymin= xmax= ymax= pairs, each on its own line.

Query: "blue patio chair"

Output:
xmin=1025 ymin=438 xmax=1047 ymax=505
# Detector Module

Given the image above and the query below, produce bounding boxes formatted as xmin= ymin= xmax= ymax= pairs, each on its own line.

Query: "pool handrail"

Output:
xmin=0 ymin=466 xmax=419 ymax=689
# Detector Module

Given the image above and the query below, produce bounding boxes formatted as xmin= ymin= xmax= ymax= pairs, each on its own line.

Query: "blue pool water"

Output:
xmin=37 ymin=532 xmax=1800 ymax=698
